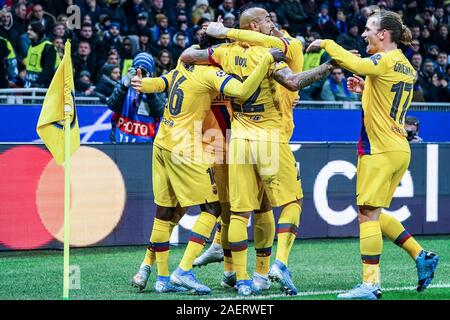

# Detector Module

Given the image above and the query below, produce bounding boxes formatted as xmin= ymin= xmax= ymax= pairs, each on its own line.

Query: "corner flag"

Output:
xmin=36 ymin=40 xmax=79 ymax=300
xmin=36 ymin=40 xmax=80 ymax=165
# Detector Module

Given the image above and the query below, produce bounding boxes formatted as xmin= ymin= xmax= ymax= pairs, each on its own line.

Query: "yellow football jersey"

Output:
xmin=209 ymin=43 xmax=288 ymax=142
xmin=322 ymin=40 xmax=415 ymax=155
xmin=140 ymin=53 xmax=275 ymax=156
xmin=224 ymin=29 xmax=303 ymax=140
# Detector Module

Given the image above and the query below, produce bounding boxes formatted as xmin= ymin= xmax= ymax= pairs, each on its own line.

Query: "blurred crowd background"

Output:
xmin=0 ymin=0 xmax=449 ymax=102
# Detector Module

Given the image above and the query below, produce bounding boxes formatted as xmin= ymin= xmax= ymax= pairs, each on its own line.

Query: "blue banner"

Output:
xmin=1 ymin=105 xmax=450 ymax=143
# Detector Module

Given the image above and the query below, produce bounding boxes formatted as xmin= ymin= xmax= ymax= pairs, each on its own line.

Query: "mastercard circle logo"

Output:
xmin=0 ymin=146 xmax=126 ymax=249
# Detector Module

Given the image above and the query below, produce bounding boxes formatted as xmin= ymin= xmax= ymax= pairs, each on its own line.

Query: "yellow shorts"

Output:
xmin=356 ymin=151 xmax=410 ymax=208
xmin=229 ymin=138 xmax=303 ymax=212
xmin=152 ymin=145 xmax=219 ymax=207
xmin=214 ymin=163 xmax=229 ymax=203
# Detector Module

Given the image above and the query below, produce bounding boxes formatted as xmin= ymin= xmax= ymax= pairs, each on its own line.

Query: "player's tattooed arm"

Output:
xmin=273 ymin=63 xmax=333 ymax=91
xmin=179 ymin=46 xmax=210 ymax=65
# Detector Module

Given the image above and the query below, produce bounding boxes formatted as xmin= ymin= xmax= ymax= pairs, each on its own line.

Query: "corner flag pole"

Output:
xmin=63 ymin=104 xmax=71 ymax=300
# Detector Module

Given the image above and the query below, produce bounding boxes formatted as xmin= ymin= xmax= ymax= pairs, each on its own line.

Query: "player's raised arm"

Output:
xmin=206 ymin=22 xmax=288 ymax=52
xmin=307 ymin=39 xmax=388 ymax=76
xmin=209 ymin=49 xmax=285 ymax=100
xmin=132 ymin=69 xmax=174 ymax=94
xmin=179 ymin=45 xmax=211 ymax=65
xmin=273 ymin=62 xmax=333 ymax=91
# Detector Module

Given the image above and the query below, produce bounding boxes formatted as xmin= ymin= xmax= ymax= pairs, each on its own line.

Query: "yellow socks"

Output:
xmin=254 ymin=210 xmax=275 ymax=275
xmin=220 ymin=220 xmax=233 ymax=273
xmin=276 ymin=203 xmax=301 ymax=266
xmin=144 ymin=220 xmax=177 ymax=267
xmin=360 ymin=221 xmax=382 ymax=285
xmin=213 ymin=217 xmax=222 ymax=245
xmin=179 ymin=212 xmax=217 ymax=271
xmin=229 ymin=214 xmax=250 ymax=281
xmin=149 ymin=218 xmax=171 ymax=277
xmin=379 ymin=213 xmax=423 ymax=260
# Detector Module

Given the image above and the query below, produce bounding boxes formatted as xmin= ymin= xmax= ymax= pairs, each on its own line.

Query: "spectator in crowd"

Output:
xmin=334 ymin=9 xmax=348 ymax=34
xmin=123 ymin=0 xmax=149 ymax=30
xmin=95 ymin=63 xmax=121 ymax=101
xmin=405 ymin=39 xmax=421 ymax=60
xmin=151 ymin=31 xmax=173 ymax=57
xmin=99 ymin=22 xmax=123 ymax=60
xmin=50 ymin=22 xmax=66 ymax=41
xmin=73 ymin=23 xmax=99 ymax=59
xmin=434 ymin=51 xmax=449 ymax=76
xmin=171 ymin=32 xmax=187 ymax=62
xmin=285 ymin=0 xmax=308 ymax=35
xmin=411 ymin=52 xmax=423 ymax=71
xmin=75 ymin=70 xmax=104 ymax=100
xmin=102 ymin=0 xmax=128 ymax=34
xmin=107 ymin=52 xmax=165 ymax=143
xmin=192 ymin=0 xmax=215 ymax=25
xmin=336 ymin=21 xmax=366 ymax=56
xmin=81 ymin=0 xmax=102 ymax=25
xmin=128 ymin=11 xmax=152 ymax=38
xmin=412 ymin=73 xmax=426 ymax=102
xmin=150 ymin=14 xmax=176 ymax=45
xmin=155 ymin=48 xmax=174 ymax=76
xmin=435 ymin=24 xmax=450 ymax=53
xmin=53 ymin=35 xmax=64 ymax=60
xmin=73 ymin=40 xmax=96 ymax=83
xmin=0 ymin=8 xmax=19 ymax=51
xmin=148 ymin=0 xmax=169 ymax=26
xmin=216 ymin=0 xmax=238 ymax=20
xmin=320 ymin=67 xmax=359 ymax=102
xmin=266 ymin=0 xmax=288 ymax=30
xmin=420 ymin=26 xmax=434 ymax=53
xmin=410 ymin=24 xmax=421 ymax=41
xmin=175 ymin=11 xmax=195 ymax=45
xmin=423 ymin=72 xmax=450 ymax=102
xmin=0 ymin=34 xmax=18 ymax=88
xmin=29 ymin=4 xmax=54 ymax=36
xmin=405 ymin=116 xmax=423 ymax=143
xmin=426 ymin=44 xmax=440 ymax=61
xmin=24 ymin=21 xmax=60 ymax=88
xmin=137 ymin=29 xmax=152 ymax=54
xmin=120 ymin=36 xmax=137 ymax=76
xmin=223 ymin=12 xmax=236 ymax=28
xmin=12 ymin=3 xmax=27 ymax=36
xmin=419 ymin=58 xmax=435 ymax=86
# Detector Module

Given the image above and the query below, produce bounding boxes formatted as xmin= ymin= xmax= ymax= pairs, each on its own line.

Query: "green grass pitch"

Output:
xmin=1 ymin=236 xmax=449 ymax=300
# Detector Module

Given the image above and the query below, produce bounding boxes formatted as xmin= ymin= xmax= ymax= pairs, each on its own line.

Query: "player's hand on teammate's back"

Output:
xmin=131 ymin=68 xmax=143 ymax=93
xmin=347 ymin=74 xmax=365 ymax=94
xmin=206 ymin=21 xmax=228 ymax=39
xmin=306 ymin=39 xmax=323 ymax=53
xmin=269 ymin=48 xmax=287 ymax=62
xmin=349 ymin=49 xmax=361 ymax=57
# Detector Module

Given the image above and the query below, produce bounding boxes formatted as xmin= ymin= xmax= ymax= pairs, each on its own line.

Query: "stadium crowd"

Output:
xmin=1 ymin=0 xmax=450 ymax=102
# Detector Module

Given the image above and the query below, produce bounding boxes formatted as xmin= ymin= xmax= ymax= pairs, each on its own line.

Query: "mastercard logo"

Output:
xmin=0 ymin=146 xmax=126 ymax=249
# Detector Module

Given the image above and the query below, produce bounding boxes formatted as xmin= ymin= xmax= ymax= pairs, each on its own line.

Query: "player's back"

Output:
xmin=360 ymin=49 xmax=415 ymax=155
xmin=155 ymin=63 xmax=223 ymax=154
xmin=210 ymin=43 xmax=286 ymax=142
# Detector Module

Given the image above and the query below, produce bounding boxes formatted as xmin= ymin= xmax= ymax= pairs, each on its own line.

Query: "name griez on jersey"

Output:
xmin=394 ymin=63 xmax=415 ymax=77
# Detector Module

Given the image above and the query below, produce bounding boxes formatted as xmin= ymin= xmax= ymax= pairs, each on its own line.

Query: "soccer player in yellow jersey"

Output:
xmin=131 ymin=44 xmax=285 ymax=294
xmin=181 ymin=7 xmax=333 ymax=295
xmin=202 ymin=5 xmax=308 ymax=294
xmin=307 ymin=8 xmax=439 ymax=300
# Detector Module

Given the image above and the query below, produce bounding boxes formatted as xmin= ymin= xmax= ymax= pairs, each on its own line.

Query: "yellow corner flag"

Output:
xmin=36 ymin=40 xmax=80 ymax=165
